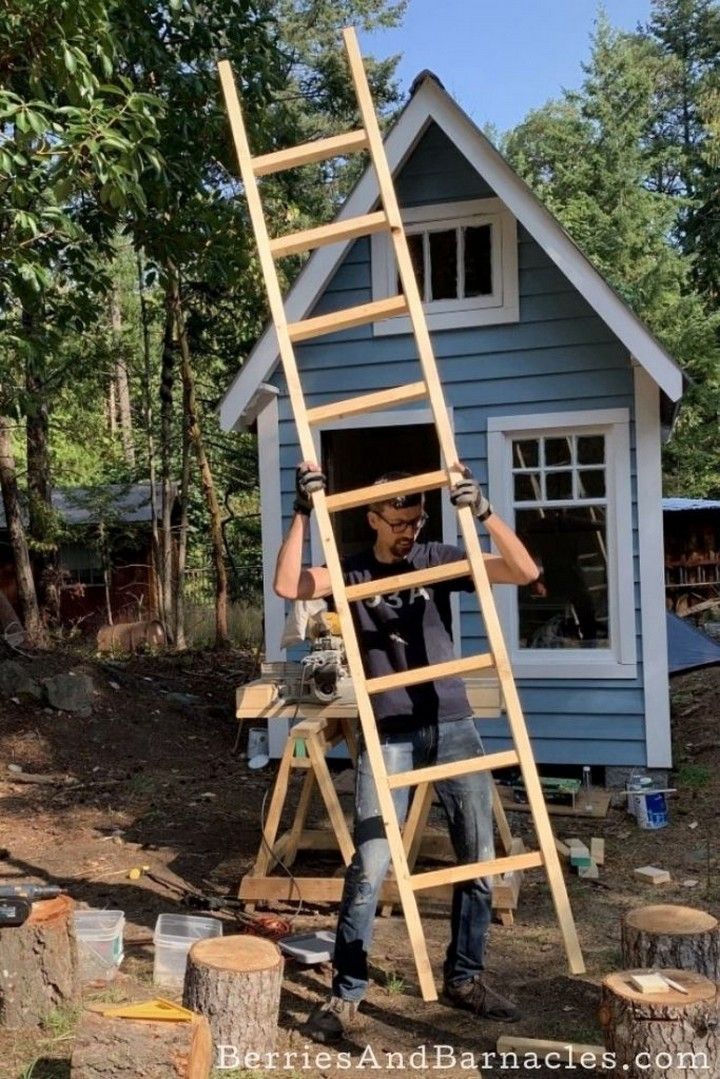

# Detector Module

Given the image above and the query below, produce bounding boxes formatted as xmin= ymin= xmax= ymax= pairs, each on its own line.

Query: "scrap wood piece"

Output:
xmin=590 ymin=837 xmax=605 ymax=865
xmin=493 ymin=837 xmax=526 ymax=925
xmin=70 ymin=1009 xmax=211 ymax=1078
xmin=496 ymin=1035 xmax=605 ymax=1064
xmin=634 ymin=866 xmax=671 ymax=885
xmin=629 ymin=971 xmax=672 ymax=994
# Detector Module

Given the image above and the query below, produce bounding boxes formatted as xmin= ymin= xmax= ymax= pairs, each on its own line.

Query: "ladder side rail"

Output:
xmin=219 ymin=55 xmax=437 ymax=1000
xmin=218 ymin=61 xmax=316 ymax=465
xmin=343 ymin=27 xmax=585 ymax=977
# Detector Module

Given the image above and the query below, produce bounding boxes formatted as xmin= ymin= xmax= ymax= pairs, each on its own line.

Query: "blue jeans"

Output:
xmin=332 ymin=716 xmax=494 ymax=1001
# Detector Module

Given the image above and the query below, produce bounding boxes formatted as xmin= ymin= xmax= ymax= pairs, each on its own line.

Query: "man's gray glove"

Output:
xmin=294 ymin=464 xmax=326 ymax=516
xmin=450 ymin=468 xmax=493 ymax=522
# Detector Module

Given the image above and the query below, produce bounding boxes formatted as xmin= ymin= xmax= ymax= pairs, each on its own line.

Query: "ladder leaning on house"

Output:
xmin=218 ymin=26 xmax=585 ymax=1002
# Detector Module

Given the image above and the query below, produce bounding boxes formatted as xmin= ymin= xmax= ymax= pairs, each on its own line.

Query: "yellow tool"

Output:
xmin=101 ymin=998 xmax=195 ymax=1022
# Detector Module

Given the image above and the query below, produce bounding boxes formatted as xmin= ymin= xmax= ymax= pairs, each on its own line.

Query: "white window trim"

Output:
xmin=487 ymin=409 xmax=636 ymax=679
xmin=371 ymin=197 xmax=519 ymax=335
xmin=310 ymin=408 xmax=463 ymax=655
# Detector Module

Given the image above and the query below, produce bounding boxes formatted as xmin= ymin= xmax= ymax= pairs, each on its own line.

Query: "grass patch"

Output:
xmin=41 ymin=1003 xmax=82 ymax=1040
xmin=676 ymin=763 xmax=711 ymax=789
xmin=383 ymin=971 xmax=406 ymax=995
xmin=186 ymin=601 xmax=263 ymax=650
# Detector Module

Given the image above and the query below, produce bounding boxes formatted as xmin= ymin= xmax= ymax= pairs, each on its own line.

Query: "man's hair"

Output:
xmin=368 ymin=471 xmax=424 ymax=514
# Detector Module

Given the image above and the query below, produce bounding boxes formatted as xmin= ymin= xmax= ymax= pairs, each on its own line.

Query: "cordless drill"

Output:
xmin=0 ymin=883 xmax=63 ymax=928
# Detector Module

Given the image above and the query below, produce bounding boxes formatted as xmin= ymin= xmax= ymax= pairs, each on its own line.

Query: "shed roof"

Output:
xmin=663 ymin=498 xmax=720 ymax=512
xmin=220 ymin=71 xmax=685 ymax=431
xmin=0 ymin=484 xmax=168 ymax=530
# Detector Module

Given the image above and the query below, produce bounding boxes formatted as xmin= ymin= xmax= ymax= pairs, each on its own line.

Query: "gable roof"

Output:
xmin=219 ymin=73 xmax=685 ymax=431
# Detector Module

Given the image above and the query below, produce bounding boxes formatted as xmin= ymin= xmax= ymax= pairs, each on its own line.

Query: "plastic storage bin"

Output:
xmin=153 ymin=913 xmax=222 ymax=989
xmin=73 ymin=909 xmax=125 ymax=983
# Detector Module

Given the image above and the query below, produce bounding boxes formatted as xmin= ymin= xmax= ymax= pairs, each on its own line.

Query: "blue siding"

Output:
xmin=270 ymin=125 xmax=648 ymax=767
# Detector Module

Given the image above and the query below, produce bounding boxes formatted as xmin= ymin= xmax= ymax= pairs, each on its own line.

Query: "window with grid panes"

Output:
xmin=402 ymin=223 xmax=493 ymax=302
xmin=512 ymin=433 xmax=609 ymax=650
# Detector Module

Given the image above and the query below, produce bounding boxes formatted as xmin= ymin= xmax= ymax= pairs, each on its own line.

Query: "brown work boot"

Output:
xmin=444 ymin=975 xmax=521 ymax=1022
xmin=306 ymin=995 xmax=360 ymax=1044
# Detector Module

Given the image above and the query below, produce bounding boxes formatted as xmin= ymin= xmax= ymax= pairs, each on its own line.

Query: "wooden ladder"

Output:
xmin=218 ymin=26 xmax=585 ymax=1001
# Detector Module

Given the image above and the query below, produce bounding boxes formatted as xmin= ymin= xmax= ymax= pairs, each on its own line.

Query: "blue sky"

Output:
xmin=361 ymin=0 xmax=654 ymax=133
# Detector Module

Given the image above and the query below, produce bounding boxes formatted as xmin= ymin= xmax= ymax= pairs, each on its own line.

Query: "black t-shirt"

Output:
xmin=342 ymin=542 xmax=475 ymax=731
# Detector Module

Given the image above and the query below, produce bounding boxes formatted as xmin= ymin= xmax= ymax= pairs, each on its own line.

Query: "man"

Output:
xmin=274 ymin=463 xmax=539 ymax=1043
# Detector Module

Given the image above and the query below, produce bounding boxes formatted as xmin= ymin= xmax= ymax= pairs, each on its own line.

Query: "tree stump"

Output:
xmin=0 ymin=894 xmax=79 ymax=1028
xmin=70 ymin=1010 xmax=212 ymax=1078
xmin=183 ymin=935 xmax=283 ymax=1058
xmin=601 ymin=969 xmax=720 ymax=1078
xmin=621 ymin=905 xmax=720 ymax=981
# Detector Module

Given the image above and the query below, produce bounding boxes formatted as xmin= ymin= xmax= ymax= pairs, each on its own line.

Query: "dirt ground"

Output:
xmin=1 ymin=646 xmax=719 ymax=1078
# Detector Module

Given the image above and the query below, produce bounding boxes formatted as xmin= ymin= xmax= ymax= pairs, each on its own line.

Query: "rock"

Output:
xmin=44 ymin=671 xmax=94 ymax=714
xmin=0 ymin=661 xmax=42 ymax=700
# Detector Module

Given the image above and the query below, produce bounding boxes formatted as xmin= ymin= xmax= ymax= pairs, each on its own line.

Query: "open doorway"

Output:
xmin=321 ymin=422 xmax=442 ymax=558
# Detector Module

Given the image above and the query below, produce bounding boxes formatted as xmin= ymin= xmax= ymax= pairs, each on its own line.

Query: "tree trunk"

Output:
xmin=0 ymin=895 xmax=79 ymax=1028
xmin=159 ymin=297 xmax=176 ymax=639
xmin=174 ymin=372 xmax=192 ymax=651
xmin=183 ymin=935 xmax=283 ymax=1058
xmin=25 ymin=328 xmax=60 ymax=628
xmin=168 ymin=264 xmax=229 ymax=647
xmin=0 ymin=414 xmax=45 ymax=645
xmin=108 ymin=377 xmax=117 ymax=435
xmin=71 ymin=1010 xmax=211 ymax=1078
xmin=111 ymin=287 xmax=136 ymax=469
xmin=600 ymin=969 xmax=719 ymax=1078
xmin=137 ymin=251 xmax=162 ymax=623
xmin=621 ymin=905 xmax=720 ymax=981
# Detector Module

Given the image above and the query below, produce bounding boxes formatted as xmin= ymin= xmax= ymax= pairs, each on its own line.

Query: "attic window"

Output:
xmin=402 ymin=224 xmax=493 ymax=302
xmin=372 ymin=197 xmax=518 ymax=335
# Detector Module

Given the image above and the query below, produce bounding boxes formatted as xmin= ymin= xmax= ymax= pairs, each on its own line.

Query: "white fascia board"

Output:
xmin=634 ymin=366 xmax=672 ymax=768
xmin=218 ymin=77 xmax=684 ymax=433
xmin=418 ymin=82 xmax=684 ymax=403
xmin=256 ymin=393 xmax=286 ymax=660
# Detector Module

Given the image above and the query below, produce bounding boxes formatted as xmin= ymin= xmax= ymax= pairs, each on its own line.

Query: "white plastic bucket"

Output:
xmin=73 ymin=909 xmax=125 ymax=983
xmin=638 ymin=791 xmax=669 ymax=830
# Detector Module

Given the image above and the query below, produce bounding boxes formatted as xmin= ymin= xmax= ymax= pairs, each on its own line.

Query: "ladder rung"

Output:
xmin=325 ymin=469 xmax=448 ymax=513
xmin=269 ymin=211 xmax=389 ymax=259
xmin=287 ymin=295 xmax=409 ymax=343
xmin=346 ymin=559 xmax=470 ymax=602
xmin=252 ymin=129 xmax=370 ymax=176
xmin=387 ymin=749 xmax=519 ymax=790
xmin=411 ymin=851 xmax=544 ymax=891
xmin=366 ymin=653 xmax=494 ymax=696
xmin=307 ymin=381 xmax=428 ymax=426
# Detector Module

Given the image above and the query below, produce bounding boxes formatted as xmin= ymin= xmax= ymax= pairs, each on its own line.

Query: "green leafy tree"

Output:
xmin=504 ymin=11 xmax=720 ymax=497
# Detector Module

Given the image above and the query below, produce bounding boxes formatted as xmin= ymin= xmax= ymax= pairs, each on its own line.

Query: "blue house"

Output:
xmin=220 ymin=73 xmax=685 ymax=771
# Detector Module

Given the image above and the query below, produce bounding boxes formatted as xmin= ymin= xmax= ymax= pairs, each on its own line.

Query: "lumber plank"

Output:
xmin=252 ymin=129 xmax=369 ymax=175
xmin=287 ymin=295 xmax=408 ymax=342
xmin=269 ymin=211 xmax=388 ymax=258
xmin=346 ymin=558 xmax=471 ymax=601
xmin=496 ymin=1037 xmax=605 ymax=1065
xmin=367 ymin=653 xmax=494 ymax=695
xmin=387 ymin=749 xmax=519 ymax=789
xmin=411 ymin=850 xmax=543 ymax=891
xmin=325 ymin=469 xmax=448 ymax=513
xmin=306 ymin=381 xmax=427 ymax=426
